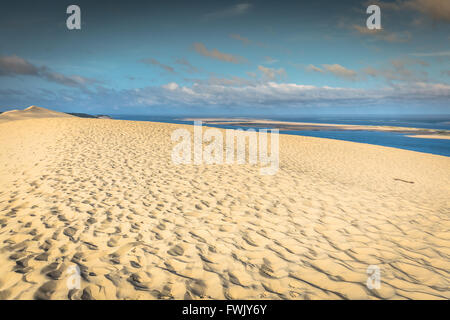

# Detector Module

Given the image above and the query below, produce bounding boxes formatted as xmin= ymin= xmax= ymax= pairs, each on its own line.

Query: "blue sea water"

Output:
xmin=112 ymin=115 xmax=450 ymax=157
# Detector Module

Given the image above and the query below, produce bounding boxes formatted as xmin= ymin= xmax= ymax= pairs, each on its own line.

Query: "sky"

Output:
xmin=0 ymin=0 xmax=449 ymax=116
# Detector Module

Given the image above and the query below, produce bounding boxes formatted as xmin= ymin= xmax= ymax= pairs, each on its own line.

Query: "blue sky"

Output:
xmin=0 ymin=0 xmax=449 ymax=115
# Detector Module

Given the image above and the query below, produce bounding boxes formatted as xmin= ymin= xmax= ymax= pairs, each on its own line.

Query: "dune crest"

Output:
xmin=0 ymin=106 xmax=74 ymax=123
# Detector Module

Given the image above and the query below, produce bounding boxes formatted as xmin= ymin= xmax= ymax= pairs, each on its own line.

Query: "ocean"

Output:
xmin=111 ymin=115 xmax=450 ymax=157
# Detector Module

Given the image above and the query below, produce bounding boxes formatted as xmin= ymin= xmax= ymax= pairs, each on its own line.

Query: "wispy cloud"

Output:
xmin=193 ymin=42 xmax=245 ymax=63
xmin=410 ymin=51 xmax=450 ymax=57
xmin=306 ymin=57 xmax=431 ymax=83
xmin=363 ymin=57 xmax=429 ymax=82
xmin=306 ymin=64 xmax=358 ymax=80
xmin=352 ymin=25 xmax=412 ymax=43
xmin=204 ymin=3 xmax=252 ymax=20
xmin=140 ymin=58 xmax=175 ymax=73
xmin=323 ymin=64 xmax=358 ymax=80
xmin=185 ymin=75 xmax=255 ymax=87
xmin=306 ymin=64 xmax=324 ymax=73
xmin=0 ymin=55 xmax=40 ymax=76
xmin=0 ymin=55 xmax=98 ymax=88
xmin=230 ymin=34 xmax=251 ymax=45
xmin=372 ymin=0 xmax=450 ymax=23
xmin=229 ymin=33 xmax=266 ymax=48
xmin=263 ymin=56 xmax=279 ymax=65
xmin=257 ymin=65 xmax=286 ymax=81
xmin=174 ymin=58 xmax=199 ymax=73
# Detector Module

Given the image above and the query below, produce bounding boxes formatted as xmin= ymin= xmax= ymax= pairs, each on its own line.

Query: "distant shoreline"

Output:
xmin=406 ymin=134 xmax=450 ymax=140
xmin=181 ymin=118 xmax=450 ymax=139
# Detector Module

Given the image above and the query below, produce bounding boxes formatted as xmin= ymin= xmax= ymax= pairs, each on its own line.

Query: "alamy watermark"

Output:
xmin=66 ymin=264 xmax=81 ymax=290
xmin=366 ymin=5 xmax=382 ymax=30
xmin=366 ymin=265 xmax=381 ymax=290
xmin=66 ymin=5 xmax=81 ymax=30
xmin=171 ymin=121 xmax=279 ymax=175
xmin=65 ymin=5 xmax=381 ymax=31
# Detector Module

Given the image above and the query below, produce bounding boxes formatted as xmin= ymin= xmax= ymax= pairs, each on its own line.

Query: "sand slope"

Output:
xmin=0 ymin=115 xmax=449 ymax=300
xmin=0 ymin=106 xmax=74 ymax=123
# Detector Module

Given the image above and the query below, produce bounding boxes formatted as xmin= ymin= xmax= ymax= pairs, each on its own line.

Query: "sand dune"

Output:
xmin=0 ymin=109 xmax=449 ymax=300
xmin=0 ymin=106 xmax=74 ymax=123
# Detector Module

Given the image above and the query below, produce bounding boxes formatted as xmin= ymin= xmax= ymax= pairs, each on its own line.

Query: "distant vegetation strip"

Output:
xmin=66 ymin=113 xmax=112 ymax=119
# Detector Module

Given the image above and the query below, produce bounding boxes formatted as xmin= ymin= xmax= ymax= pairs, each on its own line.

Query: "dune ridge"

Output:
xmin=0 ymin=110 xmax=449 ymax=300
xmin=0 ymin=106 xmax=74 ymax=123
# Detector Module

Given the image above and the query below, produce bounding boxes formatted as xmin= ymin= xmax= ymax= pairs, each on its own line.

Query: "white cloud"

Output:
xmin=4 ymin=80 xmax=448 ymax=112
xmin=162 ymin=82 xmax=179 ymax=90
xmin=118 ymin=81 xmax=450 ymax=108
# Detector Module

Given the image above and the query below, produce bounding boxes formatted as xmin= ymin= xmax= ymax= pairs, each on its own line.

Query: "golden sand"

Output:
xmin=0 ymin=106 xmax=75 ymax=123
xmin=0 ymin=107 xmax=449 ymax=300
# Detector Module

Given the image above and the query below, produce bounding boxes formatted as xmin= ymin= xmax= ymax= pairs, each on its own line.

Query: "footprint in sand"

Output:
xmin=167 ymin=245 xmax=184 ymax=256
xmin=34 ymin=281 xmax=57 ymax=300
